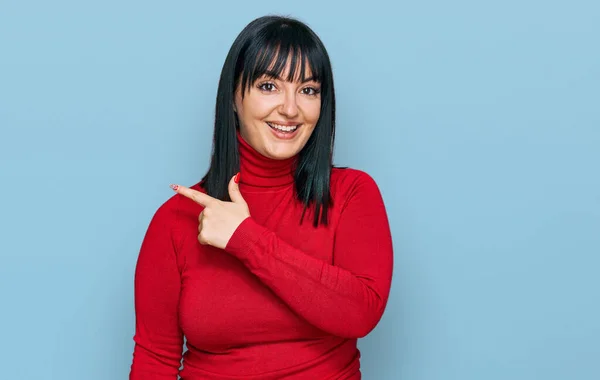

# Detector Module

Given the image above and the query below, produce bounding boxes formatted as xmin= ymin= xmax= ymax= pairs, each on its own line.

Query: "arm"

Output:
xmin=130 ymin=200 xmax=183 ymax=379
xmin=225 ymin=173 xmax=394 ymax=339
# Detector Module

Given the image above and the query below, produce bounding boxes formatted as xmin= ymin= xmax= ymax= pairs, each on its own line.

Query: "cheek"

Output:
xmin=243 ymin=96 xmax=276 ymax=122
xmin=303 ymin=100 xmax=321 ymax=125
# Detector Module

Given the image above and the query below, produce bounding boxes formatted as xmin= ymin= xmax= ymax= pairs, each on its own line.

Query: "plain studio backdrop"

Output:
xmin=1 ymin=1 xmax=599 ymax=379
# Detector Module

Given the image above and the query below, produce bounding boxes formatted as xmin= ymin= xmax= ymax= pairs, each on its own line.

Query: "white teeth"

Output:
xmin=268 ymin=123 xmax=298 ymax=132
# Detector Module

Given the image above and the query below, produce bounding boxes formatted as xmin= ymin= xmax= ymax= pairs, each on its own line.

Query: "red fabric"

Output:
xmin=130 ymin=133 xmax=394 ymax=379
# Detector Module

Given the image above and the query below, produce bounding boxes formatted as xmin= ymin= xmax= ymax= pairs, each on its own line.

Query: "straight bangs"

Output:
xmin=237 ymin=27 xmax=326 ymax=95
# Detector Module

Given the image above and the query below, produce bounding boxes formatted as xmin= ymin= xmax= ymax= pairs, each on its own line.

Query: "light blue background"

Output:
xmin=1 ymin=1 xmax=599 ymax=379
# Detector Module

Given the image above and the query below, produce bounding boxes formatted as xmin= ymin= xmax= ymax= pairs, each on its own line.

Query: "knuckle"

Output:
xmin=198 ymin=229 xmax=210 ymax=243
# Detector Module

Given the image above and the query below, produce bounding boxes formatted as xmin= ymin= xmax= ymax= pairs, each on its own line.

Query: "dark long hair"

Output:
xmin=201 ymin=15 xmax=336 ymax=227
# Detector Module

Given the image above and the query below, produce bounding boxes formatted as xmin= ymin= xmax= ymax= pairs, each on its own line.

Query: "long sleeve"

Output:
xmin=225 ymin=172 xmax=394 ymax=339
xmin=130 ymin=200 xmax=184 ymax=379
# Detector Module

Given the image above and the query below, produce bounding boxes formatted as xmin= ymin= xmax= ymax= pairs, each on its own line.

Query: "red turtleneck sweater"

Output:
xmin=129 ymin=134 xmax=394 ymax=379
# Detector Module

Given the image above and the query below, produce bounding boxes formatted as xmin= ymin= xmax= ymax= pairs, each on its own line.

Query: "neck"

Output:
xmin=237 ymin=130 xmax=297 ymax=188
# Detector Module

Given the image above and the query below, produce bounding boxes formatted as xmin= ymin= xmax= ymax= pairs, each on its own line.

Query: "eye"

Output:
xmin=258 ymin=82 xmax=276 ymax=92
xmin=301 ymin=86 xmax=321 ymax=96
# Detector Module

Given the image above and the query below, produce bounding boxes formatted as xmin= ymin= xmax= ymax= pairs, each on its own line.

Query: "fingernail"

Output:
xmin=170 ymin=184 xmax=179 ymax=191
xmin=234 ymin=173 xmax=240 ymax=183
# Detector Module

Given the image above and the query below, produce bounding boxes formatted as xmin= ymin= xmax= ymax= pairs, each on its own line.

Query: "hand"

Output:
xmin=171 ymin=173 xmax=250 ymax=249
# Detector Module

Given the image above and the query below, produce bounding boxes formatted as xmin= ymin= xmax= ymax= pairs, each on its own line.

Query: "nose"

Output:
xmin=278 ymin=91 xmax=299 ymax=119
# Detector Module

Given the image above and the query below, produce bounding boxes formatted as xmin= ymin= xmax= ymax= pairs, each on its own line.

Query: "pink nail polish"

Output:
xmin=170 ymin=184 xmax=179 ymax=191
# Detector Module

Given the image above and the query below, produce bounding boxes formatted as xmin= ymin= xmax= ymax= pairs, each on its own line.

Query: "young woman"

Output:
xmin=130 ymin=15 xmax=394 ymax=380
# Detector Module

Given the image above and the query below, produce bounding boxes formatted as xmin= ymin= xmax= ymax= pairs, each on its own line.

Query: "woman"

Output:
xmin=130 ymin=15 xmax=394 ymax=380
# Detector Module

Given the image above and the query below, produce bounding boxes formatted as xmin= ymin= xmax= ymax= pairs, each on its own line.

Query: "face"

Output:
xmin=234 ymin=63 xmax=322 ymax=160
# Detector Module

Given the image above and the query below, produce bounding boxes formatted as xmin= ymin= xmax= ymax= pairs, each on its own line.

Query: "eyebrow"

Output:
xmin=262 ymin=71 xmax=319 ymax=83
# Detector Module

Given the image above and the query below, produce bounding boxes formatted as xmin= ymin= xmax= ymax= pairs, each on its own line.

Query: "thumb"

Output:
xmin=228 ymin=172 xmax=246 ymax=205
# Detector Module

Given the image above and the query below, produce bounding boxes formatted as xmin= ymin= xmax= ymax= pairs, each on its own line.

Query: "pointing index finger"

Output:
xmin=171 ymin=184 xmax=216 ymax=207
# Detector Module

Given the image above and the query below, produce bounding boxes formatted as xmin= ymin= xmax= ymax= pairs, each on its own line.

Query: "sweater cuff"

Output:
xmin=225 ymin=217 xmax=266 ymax=260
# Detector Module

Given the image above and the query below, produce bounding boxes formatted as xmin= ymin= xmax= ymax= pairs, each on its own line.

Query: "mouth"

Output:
xmin=266 ymin=122 xmax=301 ymax=133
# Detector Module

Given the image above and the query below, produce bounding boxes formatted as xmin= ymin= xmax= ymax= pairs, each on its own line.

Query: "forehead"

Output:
xmin=239 ymin=43 xmax=323 ymax=94
xmin=252 ymin=47 xmax=319 ymax=82
xmin=262 ymin=57 xmax=315 ymax=82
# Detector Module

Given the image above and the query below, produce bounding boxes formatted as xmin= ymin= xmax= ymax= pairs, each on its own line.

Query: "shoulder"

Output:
xmin=148 ymin=181 xmax=205 ymax=228
xmin=142 ymin=182 xmax=204 ymax=255
xmin=330 ymin=167 xmax=384 ymax=207
xmin=331 ymin=167 xmax=381 ymax=193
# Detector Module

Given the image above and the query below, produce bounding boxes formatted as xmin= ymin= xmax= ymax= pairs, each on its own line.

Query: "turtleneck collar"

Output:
xmin=237 ymin=130 xmax=297 ymax=188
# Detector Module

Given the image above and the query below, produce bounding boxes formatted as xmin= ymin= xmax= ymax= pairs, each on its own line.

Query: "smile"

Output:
xmin=266 ymin=122 xmax=300 ymax=133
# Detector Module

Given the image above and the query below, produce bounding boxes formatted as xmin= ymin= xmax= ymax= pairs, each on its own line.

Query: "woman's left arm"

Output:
xmin=225 ymin=172 xmax=393 ymax=339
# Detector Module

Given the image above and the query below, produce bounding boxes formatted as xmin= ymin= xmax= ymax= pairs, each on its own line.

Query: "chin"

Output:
xmin=258 ymin=136 xmax=301 ymax=160
xmin=243 ymin=126 xmax=312 ymax=160
xmin=263 ymin=146 xmax=298 ymax=160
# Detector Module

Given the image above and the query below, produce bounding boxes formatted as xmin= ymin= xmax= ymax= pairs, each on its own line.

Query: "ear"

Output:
xmin=233 ymin=85 xmax=240 ymax=113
